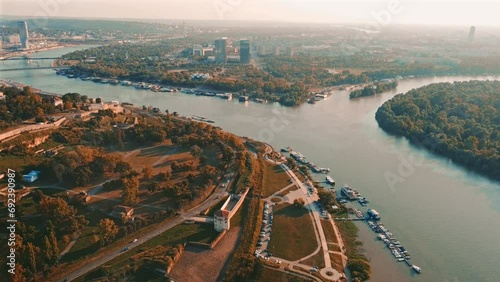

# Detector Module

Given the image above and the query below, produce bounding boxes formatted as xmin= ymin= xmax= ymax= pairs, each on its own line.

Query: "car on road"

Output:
xmin=123 ymin=247 xmax=129 ymax=251
xmin=133 ymin=239 xmax=138 ymax=243
xmin=275 ymin=259 xmax=281 ymax=264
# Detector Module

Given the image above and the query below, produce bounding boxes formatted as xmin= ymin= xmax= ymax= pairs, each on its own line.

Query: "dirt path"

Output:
xmin=169 ymin=227 xmax=241 ymax=282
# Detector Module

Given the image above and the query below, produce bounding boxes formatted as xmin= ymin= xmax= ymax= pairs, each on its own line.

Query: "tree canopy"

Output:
xmin=376 ymin=80 xmax=500 ymax=181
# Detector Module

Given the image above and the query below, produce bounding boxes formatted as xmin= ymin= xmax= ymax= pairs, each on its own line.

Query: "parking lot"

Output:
xmin=255 ymin=202 xmax=273 ymax=258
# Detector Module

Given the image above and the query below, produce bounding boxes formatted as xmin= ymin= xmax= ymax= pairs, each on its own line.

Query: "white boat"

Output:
xmin=412 ymin=265 xmax=422 ymax=274
xmin=326 ymin=176 xmax=335 ymax=185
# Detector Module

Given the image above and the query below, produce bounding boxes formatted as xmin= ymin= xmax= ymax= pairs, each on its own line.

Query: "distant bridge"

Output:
xmin=1 ymin=57 xmax=61 ymax=61
xmin=0 ymin=66 xmax=70 ymax=72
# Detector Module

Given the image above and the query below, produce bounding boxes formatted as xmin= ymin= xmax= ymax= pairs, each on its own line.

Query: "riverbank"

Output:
xmin=3 ymin=45 xmax=500 ymax=282
xmin=0 ymin=45 xmax=70 ymax=60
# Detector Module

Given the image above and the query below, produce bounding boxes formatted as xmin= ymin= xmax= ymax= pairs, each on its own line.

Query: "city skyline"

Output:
xmin=1 ymin=0 xmax=500 ymax=27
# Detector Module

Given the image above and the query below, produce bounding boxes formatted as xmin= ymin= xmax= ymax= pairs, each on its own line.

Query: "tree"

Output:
xmin=26 ymin=242 xmax=37 ymax=278
xmin=157 ymin=171 xmax=171 ymax=181
xmin=99 ymin=218 xmax=119 ymax=246
xmin=190 ymin=145 xmax=203 ymax=157
xmin=63 ymin=100 xmax=73 ymax=110
xmin=38 ymin=197 xmax=77 ymax=227
xmin=9 ymin=264 xmax=27 ymax=282
xmin=48 ymin=231 xmax=59 ymax=265
xmin=42 ymin=236 xmax=53 ymax=266
xmin=142 ymin=165 xmax=154 ymax=180
xmin=114 ymin=161 xmax=132 ymax=175
xmin=122 ymin=176 xmax=139 ymax=205
xmin=293 ymin=198 xmax=305 ymax=209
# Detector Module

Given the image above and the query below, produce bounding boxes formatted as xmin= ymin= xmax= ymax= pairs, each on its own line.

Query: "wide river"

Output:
xmin=2 ymin=46 xmax=499 ymax=282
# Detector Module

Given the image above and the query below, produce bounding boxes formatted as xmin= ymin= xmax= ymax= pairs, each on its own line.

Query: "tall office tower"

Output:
xmin=239 ymin=39 xmax=250 ymax=64
xmin=18 ymin=21 xmax=29 ymax=49
xmin=214 ymin=38 xmax=227 ymax=64
xmin=468 ymin=26 xmax=476 ymax=43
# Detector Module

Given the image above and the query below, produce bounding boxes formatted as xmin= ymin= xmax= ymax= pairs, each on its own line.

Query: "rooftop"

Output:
xmin=214 ymin=209 xmax=230 ymax=218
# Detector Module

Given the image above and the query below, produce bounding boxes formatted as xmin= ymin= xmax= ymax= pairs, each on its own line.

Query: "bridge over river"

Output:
xmin=0 ymin=57 xmax=61 ymax=61
xmin=0 ymin=66 xmax=69 ymax=72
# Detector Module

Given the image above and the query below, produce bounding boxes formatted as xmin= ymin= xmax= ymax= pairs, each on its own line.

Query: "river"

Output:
xmin=1 ymin=46 xmax=499 ymax=282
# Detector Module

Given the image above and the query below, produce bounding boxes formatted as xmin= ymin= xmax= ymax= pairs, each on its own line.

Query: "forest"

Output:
xmin=376 ymin=80 xmax=500 ymax=181
xmin=349 ymin=81 xmax=398 ymax=99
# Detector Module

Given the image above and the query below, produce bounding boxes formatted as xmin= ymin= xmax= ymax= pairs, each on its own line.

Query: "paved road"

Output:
xmin=57 ymin=174 xmax=234 ymax=282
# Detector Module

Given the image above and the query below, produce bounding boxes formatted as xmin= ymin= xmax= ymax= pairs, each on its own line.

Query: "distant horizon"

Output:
xmin=1 ymin=0 xmax=500 ymax=27
xmin=1 ymin=14 xmax=498 ymax=30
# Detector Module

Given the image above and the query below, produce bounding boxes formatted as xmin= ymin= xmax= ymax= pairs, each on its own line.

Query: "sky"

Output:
xmin=1 ymin=0 xmax=500 ymax=26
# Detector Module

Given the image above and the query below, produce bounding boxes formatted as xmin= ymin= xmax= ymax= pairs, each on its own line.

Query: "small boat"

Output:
xmin=397 ymin=258 xmax=405 ymax=262
xmin=355 ymin=209 xmax=364 ymax=219
xmin=326 ymin=176 xmax=335 ymax=185
xmin=412 ymin=265 xmax=422 ymax=274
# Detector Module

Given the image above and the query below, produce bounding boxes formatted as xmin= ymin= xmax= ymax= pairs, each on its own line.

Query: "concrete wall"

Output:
xmin=229 ymin=187 xmax=250 ymax=219
xmin=220 ymin=195 xmax=232 ymax=211
xmin=0 ymin=117 xmax=66 ymax=142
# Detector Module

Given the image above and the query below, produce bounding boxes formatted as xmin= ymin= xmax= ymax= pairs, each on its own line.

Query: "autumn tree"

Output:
xmin=48 ymin=231 xmax=59 ymax=265
xmin=38 ymin=197 xmax=77 ymax=227
xmin=122 ymin=176 xmax=139 ymax=205
xmin=142 ymin=165 xmax=154 ymax=180
xmin=190 ymin=145 xmax=203 ymax=157
xmin=99 ymin=218 xmax=119 ymax=246
xmin=26 ymin=242 xmax=37 ymax=278
xmin=114 ymin=161 xmax=132 ymax=175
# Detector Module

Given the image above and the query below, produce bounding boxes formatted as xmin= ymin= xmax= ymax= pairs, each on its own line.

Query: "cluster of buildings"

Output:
xmin=1 ymin=21 xmax=29 ymax=50
xmin=192 ymin=38 xmax=251 ymax=64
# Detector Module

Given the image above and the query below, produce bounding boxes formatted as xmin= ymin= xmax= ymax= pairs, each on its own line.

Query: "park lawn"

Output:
xmin=330 ymin=252 xmax=345 ymax=273
xmin=259 ymin=267 xmax=312 ymax=282
xmin=0 ymin=154 xmax=41 ymax=174
xmin=278 ymin=185 xmax=299 ymax=197
xmin=321 ymin=219 xmax=339 ymax=244
xmin=262 ymin=163 xmax=291 ymax=197
xmin=79 ymin=223 xmax=216 ymax=281
xmin=301 ymin=248 xmax=325 ymax=268
xmin=267 ymin=204 xmax=318 ymax=261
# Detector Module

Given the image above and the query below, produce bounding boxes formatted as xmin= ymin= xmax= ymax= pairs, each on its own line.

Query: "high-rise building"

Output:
xmin=239 ymin=39 xmax=250 ymax=64
xmin=286 ymin=47 xmax=295 ymax=56
xmin=18 ymin=21 xmax=29 ymax=49
xmin=273 ymin=46 xmax=280 ymax=56
xmin=214 ymin=38 xmax=227 ymax=64
xmin=468 ymin=26 xmax=476 ymax=43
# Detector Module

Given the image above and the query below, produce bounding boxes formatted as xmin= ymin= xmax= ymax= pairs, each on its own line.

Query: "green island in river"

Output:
xmin=376 ymin=80 xmax=500 ymax=181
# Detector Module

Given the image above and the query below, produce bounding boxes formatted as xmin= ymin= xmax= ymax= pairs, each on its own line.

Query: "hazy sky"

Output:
xmin=1 ymin=0 xmax=499 ymax=26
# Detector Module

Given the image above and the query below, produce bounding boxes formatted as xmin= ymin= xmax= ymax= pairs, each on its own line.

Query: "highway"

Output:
xmin=57 ymin=173 xmax=235 ymax=282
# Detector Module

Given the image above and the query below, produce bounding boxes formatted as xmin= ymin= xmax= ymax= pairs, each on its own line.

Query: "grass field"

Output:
xmin=262 ymin=164 xmax=291 ymax=197
xmin=330 ymin=252 xmax=345 ymax=272
xmin=78 ymin=223 xmax=216 ymax=281
xmin=301 ymin=248 xmax=325 ymax=268
xmin=259 ymin=267 xmax=313 ymax=282
xmin=321 ymin=219 xmax=339 ymax=244
xmin=267 ymin=204 xmax=317 ymax=261
xmin=277 ymin=185 xmax=299 ymax=197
